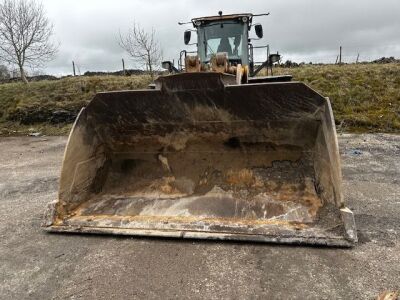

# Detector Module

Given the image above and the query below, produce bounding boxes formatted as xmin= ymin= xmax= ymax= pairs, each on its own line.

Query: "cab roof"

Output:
xmin=191 ymin=13 xmax=253 ymax=26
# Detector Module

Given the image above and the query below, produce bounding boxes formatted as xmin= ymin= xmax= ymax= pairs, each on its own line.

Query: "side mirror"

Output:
xmin=162 ymin=61 xmax=173 ymax=73
xmin=269 ymin=53 xmax=281 ymax=64
xmin=184 ymin=30 xmax=191 ymax=45
xmin=255 ymin=24 xmax=263 ymax=39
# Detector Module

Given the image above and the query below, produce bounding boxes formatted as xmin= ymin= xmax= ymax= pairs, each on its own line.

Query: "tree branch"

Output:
xmin=0 ymin=0 xmax=58 ymax=83
xmin=118 ymin=22 xmax=162 ymax=79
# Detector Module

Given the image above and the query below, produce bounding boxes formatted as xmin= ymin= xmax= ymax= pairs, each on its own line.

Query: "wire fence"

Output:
xmin=1 ymin=43 xmax=399 ymax=80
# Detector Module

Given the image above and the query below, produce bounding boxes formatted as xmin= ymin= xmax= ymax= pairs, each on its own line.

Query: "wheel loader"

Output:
xmin=43 ymin=12 xmax=357 ymax=246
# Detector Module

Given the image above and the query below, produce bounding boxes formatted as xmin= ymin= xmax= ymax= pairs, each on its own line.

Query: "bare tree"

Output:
xmin=0 ymin=0 xmax=58 ymax=83
xmin=119 ymin=22 xmax=162 ymax=79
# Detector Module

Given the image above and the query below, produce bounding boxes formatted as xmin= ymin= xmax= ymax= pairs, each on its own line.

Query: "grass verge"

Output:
xmin=0 ymin=64 xmax=399 ymax=135
xmin=271 ymin=63 xmax=400 ymax=132
xmin=0 ymin=75 xmax=152 ymax=135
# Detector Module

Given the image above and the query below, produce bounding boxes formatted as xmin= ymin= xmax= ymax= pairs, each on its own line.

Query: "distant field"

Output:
xmin=0 ymin=63 xmax=399 ymax=135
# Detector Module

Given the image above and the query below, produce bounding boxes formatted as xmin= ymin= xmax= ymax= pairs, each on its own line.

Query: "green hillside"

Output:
xmin=0 ymin=64 xmax=399 ymax=135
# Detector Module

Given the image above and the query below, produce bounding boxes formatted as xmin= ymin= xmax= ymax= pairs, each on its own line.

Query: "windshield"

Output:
xmin=202 ymin=22 xmax=244 ymax=60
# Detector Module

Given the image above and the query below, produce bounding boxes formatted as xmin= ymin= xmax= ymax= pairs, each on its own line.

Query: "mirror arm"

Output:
xmin=253 ymin=13 xmax=270 ymax=17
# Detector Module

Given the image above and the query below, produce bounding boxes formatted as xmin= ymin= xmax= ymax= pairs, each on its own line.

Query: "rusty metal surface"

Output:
xmin=185 ymin=55 xmax=201 ymax=73
xmin=45 ymin=226 xmax=353 ymax=247
xmin=44 ymin=73 xmax=356 ymax=245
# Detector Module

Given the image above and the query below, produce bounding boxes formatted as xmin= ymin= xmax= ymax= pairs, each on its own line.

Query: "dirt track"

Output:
xmin=0 ymin=134 xmax=399 ymax=299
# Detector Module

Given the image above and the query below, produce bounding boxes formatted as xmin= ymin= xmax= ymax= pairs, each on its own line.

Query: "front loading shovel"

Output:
xmin=43 ymin=73 xmax=357 ymax=246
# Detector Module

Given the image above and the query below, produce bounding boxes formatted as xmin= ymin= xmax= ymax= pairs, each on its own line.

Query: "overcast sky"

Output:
xmin=37 ymin=0 xmax=400 ymax=75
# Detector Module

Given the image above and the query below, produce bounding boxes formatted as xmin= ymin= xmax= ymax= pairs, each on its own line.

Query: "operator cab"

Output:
xmin=192 ymin=13 xmax=252 ymax=66
xmin=185 ymin=12 xmax=263 ymax=68
xmin=162 ymin=11 xmax=286 ymax=80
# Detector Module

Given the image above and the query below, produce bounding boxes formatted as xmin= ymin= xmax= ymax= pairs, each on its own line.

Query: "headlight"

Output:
xmin=242 ymin=17 xmax=248 ymax=23
xmin=195 ymin=20 xmax=201 ymax=26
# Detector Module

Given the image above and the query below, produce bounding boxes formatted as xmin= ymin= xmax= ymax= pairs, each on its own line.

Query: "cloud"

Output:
xmin=39 ymin=0 xmax=400 ymax=75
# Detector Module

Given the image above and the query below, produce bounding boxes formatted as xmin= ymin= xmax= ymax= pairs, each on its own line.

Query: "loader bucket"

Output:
xmin=44 ymin=73 xmax=357 ymax=246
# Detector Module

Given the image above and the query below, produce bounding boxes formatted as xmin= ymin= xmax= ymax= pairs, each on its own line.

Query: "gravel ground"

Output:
xmin=0 ymin=134 xmax=399 ymax=299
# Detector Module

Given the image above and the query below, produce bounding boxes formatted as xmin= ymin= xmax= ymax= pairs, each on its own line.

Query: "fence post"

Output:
xmin=72 ymin=61 xmax=76 ymax=76
xmin=339 ymin=46 xmax=342 ymax=65
xmin=122 ymin=58 xmax=126 ymax=76
xmin=267 ymin=45 xmax=270 ymax=76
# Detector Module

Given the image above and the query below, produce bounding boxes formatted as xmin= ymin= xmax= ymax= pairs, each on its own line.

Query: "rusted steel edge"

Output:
xmin=44 ymin=225 xmax=354 ymax=247
xmin=43 ymin=200 xmax=356 ymax=247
